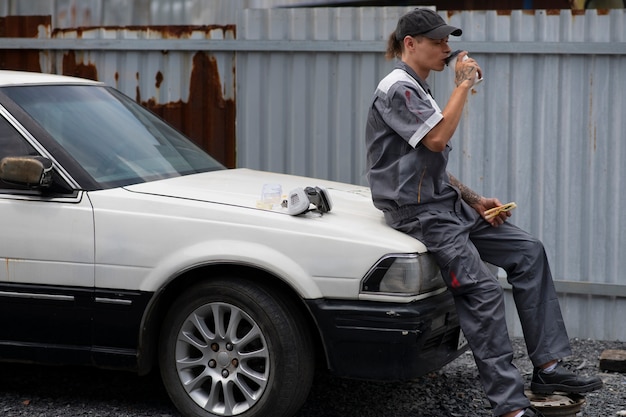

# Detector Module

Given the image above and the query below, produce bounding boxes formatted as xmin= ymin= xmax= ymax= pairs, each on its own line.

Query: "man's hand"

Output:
xmin=447 ymin=173 xmax=510 ymax=226
xmin=454 ymin=52 xmax=482 ymax=88
xmin=471 ymin=197 xmax=511 ymax=227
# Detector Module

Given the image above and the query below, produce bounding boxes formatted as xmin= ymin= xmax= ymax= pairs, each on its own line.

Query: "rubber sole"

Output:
xmin=530 ymin=380 xmax=603 ymax=394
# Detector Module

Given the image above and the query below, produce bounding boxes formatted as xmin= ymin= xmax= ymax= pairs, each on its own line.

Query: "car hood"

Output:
xmin=123 ymin=168 xmax=427 ymax=253
xmin=124 ymin=168 xmax=370 ymax=212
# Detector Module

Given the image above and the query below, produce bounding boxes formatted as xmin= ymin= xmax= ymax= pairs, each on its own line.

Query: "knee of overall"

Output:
xmin=441 ymin=255 xmax=501 ymax=295
xmin=507 ymin=236 xmax=549 ymax=276
xmin=522 ymin=236 xmax=547 ymax=261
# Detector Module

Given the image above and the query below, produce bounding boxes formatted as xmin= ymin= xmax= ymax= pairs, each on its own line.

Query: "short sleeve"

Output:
xmin=374 ymin=78 xmax=443 ymax=148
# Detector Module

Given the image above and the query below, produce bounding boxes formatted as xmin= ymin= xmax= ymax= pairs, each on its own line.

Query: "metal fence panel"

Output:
xmin=0 ymin=0 xmax=351 ymax=27
xmin=236 ymin=8 xmax=626 ymax=341
xmin=442 ymin=9 xmax=626 ymax=341
xmin=237 ymin=7 xmax=404 ymax=183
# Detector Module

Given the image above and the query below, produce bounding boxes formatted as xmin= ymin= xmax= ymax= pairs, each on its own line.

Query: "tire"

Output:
xmin=158 ymin=277 xmax=315 ymax=417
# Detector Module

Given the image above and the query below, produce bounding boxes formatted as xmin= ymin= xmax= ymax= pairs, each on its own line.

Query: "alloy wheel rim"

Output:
xmin=175 ymin=302 xmax=270 ymax=416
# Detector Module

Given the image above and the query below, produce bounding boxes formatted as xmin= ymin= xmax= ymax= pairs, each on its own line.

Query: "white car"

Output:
xmin=0 ymin=70 xmax=467 ymax=417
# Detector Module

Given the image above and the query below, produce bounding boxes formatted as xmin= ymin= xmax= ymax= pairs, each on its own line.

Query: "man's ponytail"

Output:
xmin=385 ymin=31 xmax=402 ymax=60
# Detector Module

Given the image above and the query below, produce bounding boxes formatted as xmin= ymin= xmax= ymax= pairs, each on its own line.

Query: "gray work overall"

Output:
xmin=366 ymin=62 xmax=572 ymax=416
xmin=385 ymin=200 xmax=571 ymax=416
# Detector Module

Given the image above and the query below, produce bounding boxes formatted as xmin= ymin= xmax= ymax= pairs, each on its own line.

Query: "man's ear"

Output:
xmin=403 ymin=36 xmax=416 ymax=51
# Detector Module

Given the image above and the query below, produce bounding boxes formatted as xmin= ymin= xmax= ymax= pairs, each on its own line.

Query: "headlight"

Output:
xmin=361 ymin=253 xmax=445 ymax=296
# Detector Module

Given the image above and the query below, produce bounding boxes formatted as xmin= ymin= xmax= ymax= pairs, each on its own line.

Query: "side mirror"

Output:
xmin=0 ymin=156 xmax=53 ymax=188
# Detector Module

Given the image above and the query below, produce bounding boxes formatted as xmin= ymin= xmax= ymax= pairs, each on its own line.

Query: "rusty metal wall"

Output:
xmin=0 ymin=15 xmax=50 ymax=71
xmin=51 ymin=25 xmax=237 ymax=167
xmin=0 ymin=17 xmax=237 ymax=167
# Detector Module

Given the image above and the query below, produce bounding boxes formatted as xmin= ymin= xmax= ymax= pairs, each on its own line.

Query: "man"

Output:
xmin=365 ymin=8 xmax=603 ymax=417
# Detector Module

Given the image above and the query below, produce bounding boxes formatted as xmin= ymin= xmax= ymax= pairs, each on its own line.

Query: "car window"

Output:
xmin=0 ymin=115 xmax=37 ymax=160
xmin=2 ymin=85 xmax=224 ymax=188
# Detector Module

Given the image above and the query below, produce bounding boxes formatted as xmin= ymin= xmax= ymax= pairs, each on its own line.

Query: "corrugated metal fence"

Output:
xmin=236 ymin=7 xmax=626 ymax=342
xmin=1 ymin=7 xmax=625 ymax=340
xmin=443 ymin=9 xmax=626 ymax=341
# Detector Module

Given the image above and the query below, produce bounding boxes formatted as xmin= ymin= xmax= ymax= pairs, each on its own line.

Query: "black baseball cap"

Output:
xmin=395 ymin=8 xmax=462 ymax=40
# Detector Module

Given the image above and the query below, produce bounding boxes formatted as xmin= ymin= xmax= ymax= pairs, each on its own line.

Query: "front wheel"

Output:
xmin=159 ymin=277 xmax=314 ymax=417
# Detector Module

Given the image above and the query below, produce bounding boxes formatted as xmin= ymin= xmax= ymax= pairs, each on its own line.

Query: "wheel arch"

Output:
xmin=136 ymin=262 xmax=326 ymax=376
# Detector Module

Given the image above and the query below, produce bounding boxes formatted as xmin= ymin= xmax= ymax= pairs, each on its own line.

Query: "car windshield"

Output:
xmin=3 ymin=84 xmax=224 ymax=187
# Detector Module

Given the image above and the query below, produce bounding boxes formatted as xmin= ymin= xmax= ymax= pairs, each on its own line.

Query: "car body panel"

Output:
xmin=0 ymin=70 xmax=101 ymax=87
xmin=0 ymin=192 xmax=94 ymax=287
xmin=307 ymin=291 xmax=465 ymax=380
xmin=87 ymin=168 xmax=427 ymax=299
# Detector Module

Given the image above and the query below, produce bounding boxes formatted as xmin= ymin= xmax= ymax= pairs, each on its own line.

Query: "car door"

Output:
xmin=0 ymin=113 xmax=95 ymax=362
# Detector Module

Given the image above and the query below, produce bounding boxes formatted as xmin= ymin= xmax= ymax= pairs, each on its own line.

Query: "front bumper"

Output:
xmin=306 ymin=290 xmax=468 ymax=381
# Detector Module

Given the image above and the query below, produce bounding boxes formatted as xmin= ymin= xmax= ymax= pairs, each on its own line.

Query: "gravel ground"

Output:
xmin=0 ymin=338 xmax=624 ymax=417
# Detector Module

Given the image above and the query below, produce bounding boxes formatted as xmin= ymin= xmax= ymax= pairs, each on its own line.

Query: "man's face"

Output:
xmin=412 ymin=36 xmax=452 ymax=72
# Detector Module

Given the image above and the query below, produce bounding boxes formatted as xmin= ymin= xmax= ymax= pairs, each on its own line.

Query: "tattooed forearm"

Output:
xmin=448 ymin=173 xmax=482 ymax=205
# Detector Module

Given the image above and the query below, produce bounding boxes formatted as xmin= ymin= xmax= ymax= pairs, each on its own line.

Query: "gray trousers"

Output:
xmin=387 ymin=202 xmax=572 ymax=416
